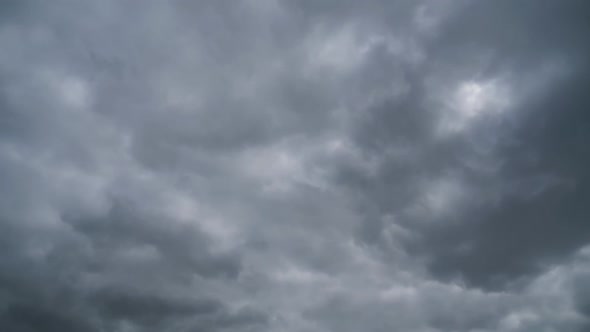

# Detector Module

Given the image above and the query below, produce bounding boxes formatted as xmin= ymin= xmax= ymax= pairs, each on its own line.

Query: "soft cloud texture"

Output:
xmin=1 ymin=1 xmax=589 ymax=331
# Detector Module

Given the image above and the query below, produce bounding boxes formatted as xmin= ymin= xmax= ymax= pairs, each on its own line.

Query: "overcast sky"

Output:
xmin=1 ymin=1 xmax=589 ymax=331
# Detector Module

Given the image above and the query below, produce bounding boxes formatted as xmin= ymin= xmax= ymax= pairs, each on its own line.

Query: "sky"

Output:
xmin=0 ymin=1 xmax=589 ymax=331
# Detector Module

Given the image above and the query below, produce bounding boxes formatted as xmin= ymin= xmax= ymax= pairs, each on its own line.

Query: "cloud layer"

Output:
xmin=1 ymin=1 xmax=589 ymax=331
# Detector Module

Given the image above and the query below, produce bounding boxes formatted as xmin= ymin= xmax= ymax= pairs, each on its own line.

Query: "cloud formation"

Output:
xmin=1 ymin=0 xmax=589 ymax=331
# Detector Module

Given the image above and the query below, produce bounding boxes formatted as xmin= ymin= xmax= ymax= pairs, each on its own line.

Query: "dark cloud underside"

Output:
xmin=0 ymin=1 xmax=589 ymax=331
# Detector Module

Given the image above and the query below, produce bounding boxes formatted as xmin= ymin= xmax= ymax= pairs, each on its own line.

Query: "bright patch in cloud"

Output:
xmin=438 ymin=79 xmax=511 ymax=134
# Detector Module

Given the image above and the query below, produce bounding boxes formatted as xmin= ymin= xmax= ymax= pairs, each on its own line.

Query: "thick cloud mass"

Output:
xmin=1 ymin=1 xmax=589 ymax=331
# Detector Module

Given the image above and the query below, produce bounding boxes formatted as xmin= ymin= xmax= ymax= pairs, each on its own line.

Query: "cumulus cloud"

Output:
xmin=1 ymin=0 xmax=589 ymax=331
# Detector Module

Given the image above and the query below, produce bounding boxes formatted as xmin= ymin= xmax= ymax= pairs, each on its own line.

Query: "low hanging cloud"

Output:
xmin=1 ymin=1 xmax=589 ymax=331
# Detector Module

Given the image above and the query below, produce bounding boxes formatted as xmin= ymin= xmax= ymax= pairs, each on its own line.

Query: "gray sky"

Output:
xmin=1 ymin=1 xmax=589 ymax=331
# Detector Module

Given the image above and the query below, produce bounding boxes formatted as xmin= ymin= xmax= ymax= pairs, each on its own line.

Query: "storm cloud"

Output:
xmin=1 ymin=1 xmax=589 ymax=331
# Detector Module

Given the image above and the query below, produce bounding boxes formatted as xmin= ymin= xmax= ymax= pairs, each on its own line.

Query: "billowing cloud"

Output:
xmin=1 ymin=0 xmax=589 ymax=331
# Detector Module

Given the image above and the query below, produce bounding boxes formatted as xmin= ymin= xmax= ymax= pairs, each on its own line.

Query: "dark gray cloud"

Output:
xmin=0 ymin=0 xmax=589 ymax=331
xmin=340 ymin=0 xmax=590 ymax=291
